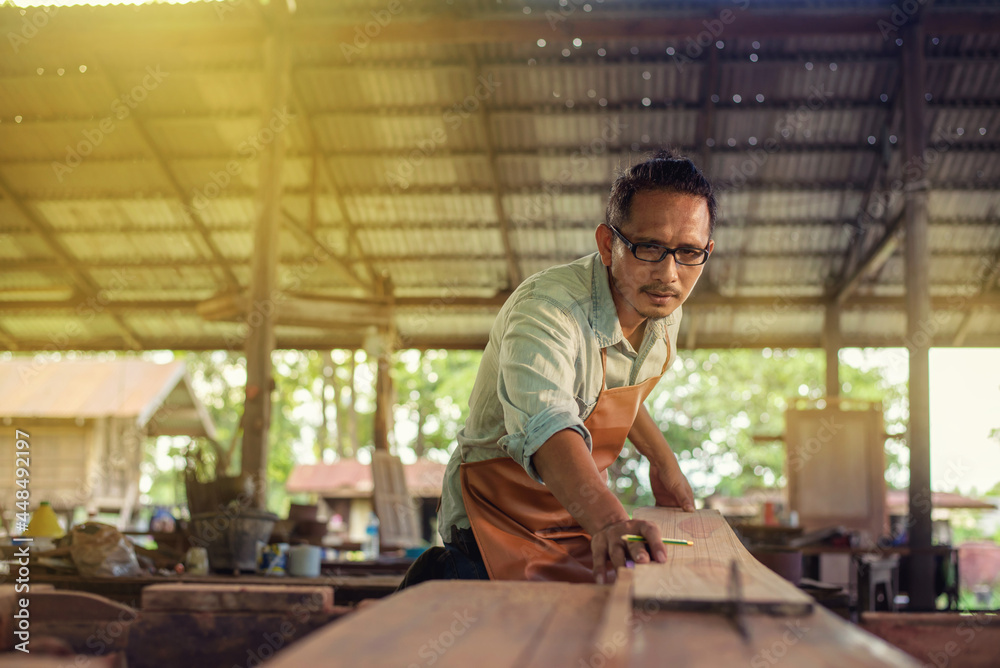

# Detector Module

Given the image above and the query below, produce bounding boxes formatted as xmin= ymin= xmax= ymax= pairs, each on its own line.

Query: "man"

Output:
xmin=404 ymin=149 xmax=716 ymax=586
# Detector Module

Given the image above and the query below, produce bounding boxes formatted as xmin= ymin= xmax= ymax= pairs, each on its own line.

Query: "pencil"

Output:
xmin=622 ymin=534 xmax=693 ymax=546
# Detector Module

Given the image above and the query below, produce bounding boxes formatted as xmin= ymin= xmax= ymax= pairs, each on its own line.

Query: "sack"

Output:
xmin=68 ymin=522 xmax=142 ymax=577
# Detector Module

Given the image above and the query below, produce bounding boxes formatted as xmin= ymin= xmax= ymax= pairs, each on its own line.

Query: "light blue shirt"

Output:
xmin=438 ymin=252 xmax=682 ymax=543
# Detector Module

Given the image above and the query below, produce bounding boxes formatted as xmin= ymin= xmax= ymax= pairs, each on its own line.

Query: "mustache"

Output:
xmin=640 ymin=284 xmax=681 ymax=297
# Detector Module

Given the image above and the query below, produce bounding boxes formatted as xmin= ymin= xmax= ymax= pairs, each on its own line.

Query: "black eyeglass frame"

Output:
xmin=605 ymin=224 xmax=711 ymax=266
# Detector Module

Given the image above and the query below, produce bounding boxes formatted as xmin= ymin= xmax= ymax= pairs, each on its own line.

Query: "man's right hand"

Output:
xmin=590 ymin=518 xmax=668 ymax=584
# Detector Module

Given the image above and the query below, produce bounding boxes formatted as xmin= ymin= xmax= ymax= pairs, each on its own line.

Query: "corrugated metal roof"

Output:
xmin=0 ymin=0 xmax=997 ymax=351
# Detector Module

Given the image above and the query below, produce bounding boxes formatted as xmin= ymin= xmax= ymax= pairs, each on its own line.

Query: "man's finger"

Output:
xmin=640 ymin=523 xmax=668 ymax=563
xmin=625 ymin=539 xmax=651 ymax=564
xmin=609 ymin=539 xmax=629 ymax=570
xmin=592 ymin=536 xmax=608 ymax=584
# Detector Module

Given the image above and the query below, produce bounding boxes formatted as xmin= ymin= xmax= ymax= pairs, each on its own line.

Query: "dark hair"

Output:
xmin=605 ymin=148 xmax=717 ymax=238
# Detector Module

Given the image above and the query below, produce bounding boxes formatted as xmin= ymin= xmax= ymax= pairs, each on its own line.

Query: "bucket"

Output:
xmin=189 ymin=509 xmax=278 ymax=572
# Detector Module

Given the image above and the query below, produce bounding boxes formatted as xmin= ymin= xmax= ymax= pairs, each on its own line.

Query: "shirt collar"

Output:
xmin=589 ymin=252 xmax=680 ymax=348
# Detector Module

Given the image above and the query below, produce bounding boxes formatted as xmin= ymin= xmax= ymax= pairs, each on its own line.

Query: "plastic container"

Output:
xmin=184 ymin=547 xmax=209 ymax=575
xmin=288 ymin=544 xmax=322 ymax=577
xmin=363 ymin=513 xmax=380 ymax=560
xmin=25 ymin=501 xmax=65 ymax=539
xmin=189 ymin=509 xmax=277 ymax=572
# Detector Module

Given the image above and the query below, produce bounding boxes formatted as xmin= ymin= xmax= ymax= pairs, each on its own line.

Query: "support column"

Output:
xmin=901 ymin=22 xmax=935 ymax=611
xmin=823 ymin=303 xmax=840 ymax=398
xmin=242 ymin=19 xmax=292 ymax=509
xmin=371 ymin=277 xmax=396 ymax=452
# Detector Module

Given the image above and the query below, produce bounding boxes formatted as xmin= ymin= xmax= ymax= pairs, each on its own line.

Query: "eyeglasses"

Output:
xmin=605 ymin=224 xmax=710 ymax=266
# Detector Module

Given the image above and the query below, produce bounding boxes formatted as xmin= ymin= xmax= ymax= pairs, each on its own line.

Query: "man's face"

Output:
xmin=596 ymin=190 xmax=714 ymax=323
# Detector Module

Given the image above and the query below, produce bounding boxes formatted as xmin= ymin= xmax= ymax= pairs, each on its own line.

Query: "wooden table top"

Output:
xmin=28 ymin=571 xmax=402 ymax=606
xmin=263 ymin=580 xmax=920 ymax=668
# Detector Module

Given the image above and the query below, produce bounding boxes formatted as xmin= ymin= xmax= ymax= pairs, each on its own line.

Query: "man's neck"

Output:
xmin=624 ymin=319 xmax=647 ymax=351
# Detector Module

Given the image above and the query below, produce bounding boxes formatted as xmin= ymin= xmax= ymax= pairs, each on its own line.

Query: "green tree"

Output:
xmin=612 ymin=348 xmax=907 ymax=507
xmin=393 ymin=349 xmax=481 ymax=459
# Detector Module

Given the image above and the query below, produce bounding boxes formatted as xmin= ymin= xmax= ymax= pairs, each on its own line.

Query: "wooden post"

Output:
xmin=823 ymin=303 xmax=840 ymax=398
xmin=241 ymin=15 xmax=292 ymax=509
xmin=901 ymin=22 xmax=935 ymax=611
xmin=371 ymin=277 xmax=395 ymax=452
xmin=348 ymin=350 xmax=359 ymax=455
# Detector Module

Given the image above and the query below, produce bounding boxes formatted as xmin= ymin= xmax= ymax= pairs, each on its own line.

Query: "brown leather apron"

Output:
xmin=460 ymin=346 xmax=670 ymax=582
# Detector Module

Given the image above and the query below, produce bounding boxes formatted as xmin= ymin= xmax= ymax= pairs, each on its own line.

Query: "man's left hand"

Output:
xmin=650 ymin=462 xmax=695 ymax=511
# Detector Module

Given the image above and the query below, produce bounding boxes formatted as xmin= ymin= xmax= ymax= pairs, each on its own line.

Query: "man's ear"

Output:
xmin=596 ymin=224 xmax=614 ymax=267
xmin=706 ymin=239 xmax=715 ymax=256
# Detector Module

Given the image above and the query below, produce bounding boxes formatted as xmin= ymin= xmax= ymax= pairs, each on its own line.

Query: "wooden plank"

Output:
xmin=141 ymin=583 xmax=334 ymax=613
xmin=861 ymin=612 xmax=1000 ymax=668
xmin=630 ymin=603 xmax=920 ymax=668
xmin=588 ymin=569 xmax=633 ymax=668
xmin=631 ymin=508 xmax=814 ymax=615
xmin=28 ymin=573 xmax=401 ymax=607
xmin=126 ymin=609 xmax=346 ymax=668
xmin=0 ymin=656 xmax=121 ymax=668
xmin=8 ymin=589 xmax=135 ymax=657
xmin=263 ymin=581 xmax=573 ymax=668
xmin=519 ymin=585 xmax=608 ymax=668
xmin=786 ymin=404 xmax=887 ymax=544
xmin=371 ymin=451 xmax=422 ymax=548
xmin=261 ymin=578 xmax=919 ymax=668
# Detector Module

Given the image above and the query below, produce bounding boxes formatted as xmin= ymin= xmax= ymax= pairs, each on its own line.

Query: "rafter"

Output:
xmin=280 ymin=208 xmax=372 ymax=293
xmin=4 ymin=292 xmax=1000 ymax=314
xmin=0 ymin=322 xmax=19 ymax=351
xmin=91 ymin=61 xmax=242 ymax=293
xmin=4 ymin=51 xmax=993 ymax=80
xmin=0 ymin=175 xmax=143 ymax=350
xmin=6 ymin=10 xmax=999 ymax=53
xmin=832 ymin=79 xmax=901 ymax=301
xmin=952 ymin=245 xmax=1000 ymax=346
xmin=7 ymin=247 xmax=993 ymax=272
xmin=15 ymin=98 xmax=1000 ymax=127
xmin=3 ymin=329 xmax=999 ymax=354
xmin=25 ymin=216 xmax=1000 ymax=238
xmin=286 ymin=81 xmax=380 ymax=289
xmin=466 ymin=47 xmax=521 ymax=290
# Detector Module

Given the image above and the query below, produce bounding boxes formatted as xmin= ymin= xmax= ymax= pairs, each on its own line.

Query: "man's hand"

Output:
xmin=590 ymin=518 xmax=667 ymax=584
xmin=650 ymin=462 xmax=695 ymax=511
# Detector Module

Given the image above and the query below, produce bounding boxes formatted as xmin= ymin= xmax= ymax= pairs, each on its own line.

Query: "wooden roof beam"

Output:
xmin=6 ymin=331 xmax=1000 ymax=354
xmin=466 ymin=48 xmax=521 ymax=290
xmin=4 ymin=10 xmax=1000 ymax=52
xmin=286 ymin=82 xmax=380 ymax=289
xmin=0 ymin=175 xmax=144 ymax=350
xmin=89 ymin=61 xmax=242 ymax=293
xmin=831 ymin=210 xmax=905 ymax=305
xmin=952 ymin=245 xmax=1000 ymax=346
xmin=832 ymin=79 xmax=901 ymax=301
xmin=4 ymin=292 xmax=1000 ymax=313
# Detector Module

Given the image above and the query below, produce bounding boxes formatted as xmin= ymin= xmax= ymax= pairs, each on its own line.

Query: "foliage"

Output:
xmin=613 ymin=348 xmax=908 ymax=507
xmin=141 ymin=346 xmax=905 ymax=519
xmin=146 ymin=350 xmax=325 ymax=515
xmin=392 ymin=349 xmax=482 ymax=460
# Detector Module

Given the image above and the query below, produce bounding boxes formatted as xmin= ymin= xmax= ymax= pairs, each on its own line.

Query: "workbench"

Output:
xmin=266 ymin=508 xmax=923 ymax=667
xmin=29 ymin=571 xmax=401 ymax=606
xmin=262 ymin=579 xmax=920 ymax=667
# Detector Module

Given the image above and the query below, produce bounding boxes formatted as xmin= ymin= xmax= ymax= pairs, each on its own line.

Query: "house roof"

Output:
xmin=287 ymin=459 xmax=447 ymax=498
xmin=0 ymin=358 xmax=217 ymax=437
xmin=885 ymin=489 xmax=998 ymax=514
xmin=0 ymin=0 xmax=998 ymax=351
xmin=708 ymin=487 xmax=998 ymax=517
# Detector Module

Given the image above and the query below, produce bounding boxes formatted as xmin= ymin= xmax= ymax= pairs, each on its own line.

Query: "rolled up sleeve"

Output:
xmin=496 ymin=297 xmax=591 ymax=483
